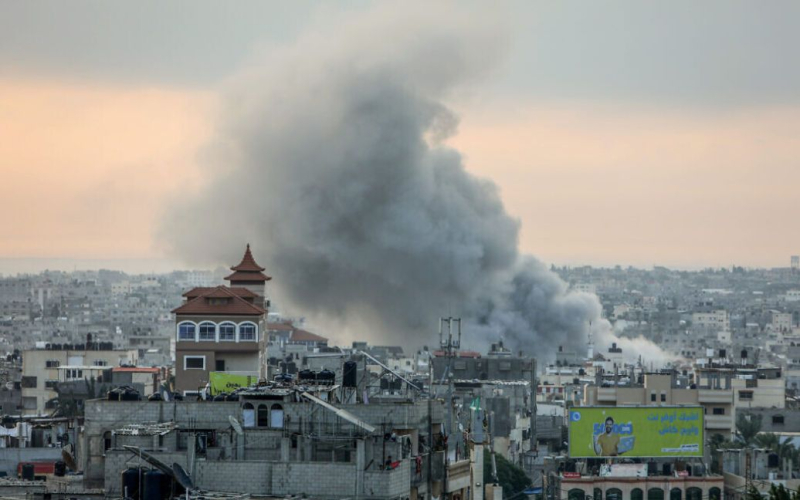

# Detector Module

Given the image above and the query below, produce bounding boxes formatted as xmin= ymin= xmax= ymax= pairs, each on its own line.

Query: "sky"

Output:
xmin=1 ymin=0 xmax=799 ymax=272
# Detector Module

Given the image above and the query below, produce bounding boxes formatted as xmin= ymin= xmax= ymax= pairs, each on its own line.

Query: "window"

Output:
xmin=607 ymin=489 xmax=622 ymax=500
xmin=215 ymin=359 xmax=225 ymax=372
xmin=713 ymin=408 xmax=725 ymax=415
xmin=670 ymin=489 xmax=682 ymax=500
xmin=21 ymin=376 xmax=37 ymax=388
xmin=632 ymin=489 xmax=644 ymax=500
xmin=270 ymin=404 xmax=284 ymax=428
xmin=739 ymin=390 xmax=754 ymax=401
xmin=660 ymin=393 xmax=666 ymax=402
xmin=45 ymin=380 xmax=58 ymax=389
xmin=686 ymin=488 xmax=702 ymax=500
xmin=648 ymin=488 xmax=664 ymax=500
xmin=709 ymin=488 xmax=721 ymax=500
xmin=243 ymin=403 xmax=255 ymax=428
xmin=219 ymin=322 xmax=236 ymax=341
xmin=239 ymin=323 xmax=257 ymax=341
xmin=257 ymin=404 xmax=269 ymax=427
xmin=650 ymin=393 xmax=656 ymax=402
xmin=45 ymin=360 xmax=60 ymax=368
xmin=594 ymin=488 xmax=603 ymax=500
xmin=103 ymin=431 xmax=113 ymax=452
xmin=772 ymin=415 xmax=785 ymax=425
xmin=568 ymin=490 xmax=585 ymax=500
xmin=198 ymin=322 xmax=216 ymax=341
xmin=178 ymin=322 xmax=196 ymax=341
xmin=184 ymin=356 xmax=205 ymax=370
xmin=66 ymin=369 xmax=83 ymax=379
xmin=93 ymin=360 xmax=108 ymax=367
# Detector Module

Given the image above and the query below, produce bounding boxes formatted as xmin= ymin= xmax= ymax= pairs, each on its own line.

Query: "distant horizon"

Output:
xmin=0 ymin=255 xmax=795 ymax=277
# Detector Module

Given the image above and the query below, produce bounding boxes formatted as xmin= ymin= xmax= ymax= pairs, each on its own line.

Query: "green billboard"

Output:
xmin=568 ymin=406 xmax=704 ymax=458
xmin=209 ymin=372 xmax=257 ymax=395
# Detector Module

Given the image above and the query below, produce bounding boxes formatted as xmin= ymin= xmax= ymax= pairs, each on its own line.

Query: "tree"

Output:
xmin=745 ymin=485 xmax=763 ymax=500
xmin=736 ymin=413 xmax=762 ymax=446
xmin=483 ymin=451 xmax=531 ymax=498
xmin=768 ymin=484 xmax=791 ymax=500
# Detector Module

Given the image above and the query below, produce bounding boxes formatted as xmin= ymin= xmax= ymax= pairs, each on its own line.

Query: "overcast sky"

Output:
xmin=1 ymin=0 xmax=799 ymax=271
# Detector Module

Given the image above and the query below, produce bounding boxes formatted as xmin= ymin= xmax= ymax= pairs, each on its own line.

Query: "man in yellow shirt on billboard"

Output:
xmin=594 ymin=417 xmax=622 ymax=456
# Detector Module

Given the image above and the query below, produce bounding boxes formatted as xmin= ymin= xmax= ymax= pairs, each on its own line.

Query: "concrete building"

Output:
xmin=21 ymin=345 xmax=137 ymax=415
xmin=173 ymin=246 xmax=269 ymax=396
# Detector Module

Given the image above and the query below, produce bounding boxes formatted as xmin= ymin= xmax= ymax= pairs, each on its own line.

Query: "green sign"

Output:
xmin=568 ymin=406 xmax=704 ymax=458
xmin=209 ymin=372 xmax=257 ymax=395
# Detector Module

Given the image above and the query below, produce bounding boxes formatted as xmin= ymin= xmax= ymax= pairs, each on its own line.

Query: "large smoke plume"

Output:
xmin=161 ymin=6 xmax=669 ymax=362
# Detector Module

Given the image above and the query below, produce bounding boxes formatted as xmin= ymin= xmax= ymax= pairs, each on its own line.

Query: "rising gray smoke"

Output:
xmin=160 ymin=6 xmax=666 ymax=361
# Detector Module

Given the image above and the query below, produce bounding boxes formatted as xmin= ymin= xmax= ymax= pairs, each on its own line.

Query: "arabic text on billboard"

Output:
xmin=209 ymin=372 xmax=257 ymax=395
xmin=568 ymin=406 xmax=704 ymax=458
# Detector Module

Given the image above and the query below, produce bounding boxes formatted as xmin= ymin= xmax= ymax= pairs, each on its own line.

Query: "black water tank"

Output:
xmin=647 ymin=462 xmax=657 ymax=476
xmin=299 ymin=370 xmax=316 ymax=383
xmin=391 ymin=378 xmax=402 ymax=391
xmin=148 ymin=393 xmax=163 ymax=402
xmin=225 ymin=393 xmax=239 ymax=402
xmin=122 ymin=468 xmax=142 ymax=500
xmin=213 ymin=393 xmax=228 ymax=402
xmin=143 ymin=469 xmax=169 ymax=500
xmin=343 ymin=361 xmax=357 ymax=387
xmin=54 ymin=461 xmax=66 ymax=477
xmin=287 ymin=362 xmax=297 ymax=374
xmin=21 ymin=463 xmax=34 ymax=481
xmin=693 ymin=464 xmax=705 ymax=477
xmin=121 ymin=388 xmax=141 ymax=401
xmin=318 ymin=369 xmax=335 ymax=385
xmin=741 ymin=350 xmax=748 ymax=359
xmin=662 ymin=463 xmax=672 ymax=476
xmin=108 ymin=389 xmax=121 ymax=401
xmin=380 ymin=378 xmax=390 ymax=390
xmin=172 ymin=393 xmax=184 ymax=401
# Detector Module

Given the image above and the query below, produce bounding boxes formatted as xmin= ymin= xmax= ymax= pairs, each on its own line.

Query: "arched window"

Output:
xmin=568 ymin=490 xmax=585 ymax=500
xmin=178 ymin=322 xmax=196 ymax=341
xmin=219 ymin=322 xmax=236 ymax=341
xmin=631 ymin=489 xmax=643 ymax=500
xmin=709 ymin=488 xmax=721 ymax=500
xmin=648 ymin=488 xmax=664 ymax=500
xmin=242 ymin=403 xmax=255 ymax=428
xmin=606 ymin=489 xmax=622 ymax=500
xmin=670 ymin=488 xmax=682 ymax=500
xmin=686 ymin=488 xmax=702 ymax=500
xmin=239 ymin=322 xmax=257 ymax=342
xmin=594 ymin=488 xmax=603 ymax=500
xmin=198 ymin=322 xmax=216 ymax=341
xmin=270 ymin=404 xmax=284 ymax=429
xmin=257 ymin=404 xmax=269 ymax=427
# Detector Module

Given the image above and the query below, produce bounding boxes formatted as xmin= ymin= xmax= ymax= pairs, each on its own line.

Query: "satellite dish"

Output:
xmin=62 ymin=449 xmax=77 ymax=471
xmin=172 ymin=463 xmax=194 ymax=490
xmin=229 ymin=416 xmax=243 ymax=436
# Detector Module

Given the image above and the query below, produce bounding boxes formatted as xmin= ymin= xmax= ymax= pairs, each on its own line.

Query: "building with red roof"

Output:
xmin=173 ymin=245 xmax=269 ymax=395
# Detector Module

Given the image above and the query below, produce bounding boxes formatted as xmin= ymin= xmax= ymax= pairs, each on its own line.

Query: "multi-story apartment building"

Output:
xmin=173 ymin=245 xmax=269 ymax=395
xmin=692 ymin=309 xmax=730 ymax=332
xmin=21 ymin=344 xmax=138 ymax=415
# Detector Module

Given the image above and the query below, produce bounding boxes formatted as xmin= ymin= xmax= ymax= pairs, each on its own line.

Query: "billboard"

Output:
xmin=209 ymin=372 xmax=257 ymax=395
xmin=568 ymin=406 xmax=704 ymax=458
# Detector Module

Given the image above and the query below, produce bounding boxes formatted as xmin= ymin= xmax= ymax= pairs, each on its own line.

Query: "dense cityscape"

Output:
xmin=0 ymin=247 xmax=798 ymax=499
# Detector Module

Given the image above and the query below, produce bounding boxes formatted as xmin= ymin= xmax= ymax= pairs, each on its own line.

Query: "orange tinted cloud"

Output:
xmin=0 ymin=79 xmax=214 ymax=259
xmin=449 ymin=102 xmax=800 ymax=268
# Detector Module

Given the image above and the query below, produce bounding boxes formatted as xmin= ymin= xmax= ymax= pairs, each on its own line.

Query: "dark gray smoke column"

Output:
xmin=160 ymin=7 xmax=609 ymax=359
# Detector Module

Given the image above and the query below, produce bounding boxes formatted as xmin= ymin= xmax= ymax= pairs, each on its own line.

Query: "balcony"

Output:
xmin=697 ymin=389 xmax=732 ymax=404
xmin=597 ymin=388 xmax=617 ymax=402
xmin=705 ymin=414 xmax=733 ymax=430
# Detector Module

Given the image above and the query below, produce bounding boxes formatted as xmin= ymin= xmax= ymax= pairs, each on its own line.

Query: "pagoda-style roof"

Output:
xmin=231 ymin=244 xmax=266 ymax=272
xmin=225 ymin=244 xmax=272 ymax=283
xmin=172 ymin=286 xmax=266 ymax=316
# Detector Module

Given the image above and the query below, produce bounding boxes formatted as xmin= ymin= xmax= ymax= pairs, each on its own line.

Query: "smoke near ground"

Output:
xmin=160 ymin=5 xmax=670 ymax=363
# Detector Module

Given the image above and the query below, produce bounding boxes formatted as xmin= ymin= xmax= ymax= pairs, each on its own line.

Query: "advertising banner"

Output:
xmin=568 ymin=406 xmax=704 ymax=458
xmin=209 ymin=372 xmax=257 ymax=395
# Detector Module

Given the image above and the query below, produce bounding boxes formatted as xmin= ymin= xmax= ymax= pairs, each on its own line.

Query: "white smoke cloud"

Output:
xmin=160 ymin=4 xmax=670 ymax=363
